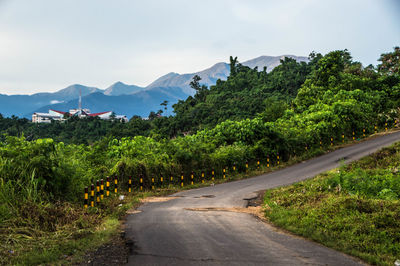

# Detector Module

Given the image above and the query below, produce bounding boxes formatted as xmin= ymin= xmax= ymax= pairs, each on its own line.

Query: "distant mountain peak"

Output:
xmin=242 ymin=55 xmax=309 ymax=71
xmin=146 ymin=54 xmax=308 ymax=95
xmin=104 ymin=81 xmax=143 ymax=96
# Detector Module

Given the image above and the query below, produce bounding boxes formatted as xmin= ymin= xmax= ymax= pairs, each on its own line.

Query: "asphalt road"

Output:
xmin=125 ymin=131 xmax=400 ymax=265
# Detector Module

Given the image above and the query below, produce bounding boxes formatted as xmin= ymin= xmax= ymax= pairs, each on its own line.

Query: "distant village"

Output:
xmin=32 ymin=92 xmax=128 ymax=123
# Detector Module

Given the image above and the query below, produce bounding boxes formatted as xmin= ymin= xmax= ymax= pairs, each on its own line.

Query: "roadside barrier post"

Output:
xmin=140 ymin=175 xmax=143 ymax=191
xmin=106 ymin=177 xmax=110 ymax=197
xmin=170 ymin=174 xmax=173 ymax=183
xmin=84 ymin=187 xmax=88 ymax=209
xmin=330 ymin=137 xmax=333 ymax=146
xmin=96 ymin=180 xmax=100 ymax=203
xmin=363 ymin=128 xmax=366 ymax=138
xmin=385 ymin=122 xmax=388 ymax=131
xmin=191 ymin=171 xmax=194 ymax=185
xmin=267 ymin=155 xmax=270 ymax=168
xmin=100 ymin=179 xmax=104 ymax=200
xmin=342 ymin=133 xmax=345 ymax=143
xmin=374 ymin=125 xmax=377 ymax=133
xmin=114 ymin=175 xmax=118 ymax=194
xmin=352 ymin=131 xmax=355 ymax=140
xmin=212 ymin=169 xmax=215 ymax=181
xmin=223 ymin=168 xmax=226 ymax=179
xmin=128 ymin=176 xmax=132 ymax=193
xmin=245 ymin=161 xmax=249 ymax=171
xmin=201 ymin=171 xmax=205 ymax=183
xmin=160 ymin=175 xmax=163 ymax=187
xmin=181 ymin=172 xmax=184 ymax=187
xmin=233 ymin=163 xmax=236 ymax=172
xmin=151 ymin=177 xmax=155 ymax=190
xmin=277 ymin=153 xmax=280 ymax=165
xmin=90 ymin=184 xmax=95 ymax=207
xmin=257 ymin=160 xmax=260 ymax=169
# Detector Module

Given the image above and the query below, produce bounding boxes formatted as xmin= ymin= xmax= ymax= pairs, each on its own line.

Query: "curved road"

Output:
xmin=125 ymin=131 xmax=400 ymax=265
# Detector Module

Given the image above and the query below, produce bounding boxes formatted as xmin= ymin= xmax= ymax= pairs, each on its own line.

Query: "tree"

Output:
xmin=229 ymin=56 xmax=238 ymax=76
xmin=160 ymin=100 xmax=169 ymax=116
xmin=378 ymin=46 xmax=400 ymax=75
xmin=189 ymin=75 xmax=202 ymax=91
xmin=190 ymin=75 xmax=208 ymax=102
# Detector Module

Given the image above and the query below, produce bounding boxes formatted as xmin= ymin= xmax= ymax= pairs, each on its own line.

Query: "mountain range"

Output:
xmin=0 ymin=55 xmax=308 ymax=119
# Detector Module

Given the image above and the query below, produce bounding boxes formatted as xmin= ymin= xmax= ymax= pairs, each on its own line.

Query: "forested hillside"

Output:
xmin=0 ymin=55 xmax=317 ymax=143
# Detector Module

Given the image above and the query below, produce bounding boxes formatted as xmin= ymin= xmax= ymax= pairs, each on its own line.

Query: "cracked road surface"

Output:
xmin=125 ymin=131 xmax=400 ymax=265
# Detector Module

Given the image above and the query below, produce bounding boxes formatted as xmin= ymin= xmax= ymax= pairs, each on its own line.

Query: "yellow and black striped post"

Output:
xmin=319 ymin=139 xmax=322 ymax=149
xmin=363 ymin=128 xmax=366 ymax=138
xmin=385 ymin=122 xmax=388 ymax=131
xmin=245 ymin=161 xmax=249 ymax=171
xmin=180 ymin=172 xmax=184 ymax=187
xmin=96 ymin=180 xmax=100 ymax=203
xmin=305 ymin=144 xmax=308 ymax=151
xmin=211 ymin=169 xmax=215 ymax=181
xmin=128 ymin=176 xmax=132 ymax=193
xmin=267 ymin=155 xmax=270 ymax=168
xmin=277 ymin=153 xmax=280 ymax=165
xmin=223 ymin=167 xmax=226 ymax=179
xmin=170 ymin=174 xmax=173 ymax=183
xmin=114 ymin=175 xmax=118 ymax=194
xmin=151 ymin=177 xmax=155 ymax=190
xmin=201 ymin=171 xmax=205 ymax=183
xmin=84 ymin=187 xmax=88 ymax=209
xmin=374 ymin=125 xmax=377 ymax=133
xmin=106 ymin=176 xmax=110 ymax=197
xmin=233 ymin=163 xmax=236 ymax=172
xmin=140 ymin=175 xmax=143 ymax=191
xmin=90 ymin=184 xmax=95 ymax=207
xmin=342 ymin=133 xmax=345 ymax=143
xmin=395 ymin=120 xmax=398 ymax=128
xmin=257 ymin=160 xmax=260 ymax=169
xmin=352 ymin=131 xmax=355 ymax=140
xmin=100 ymin=179 xmax=104 ymax=200
xmin=191 ymin=171 xmax=194 ymax=185
xmin=160 ymin=175 xmax=163 ymax=187
xmin=330 ymin=137 xmax=333 ymax=146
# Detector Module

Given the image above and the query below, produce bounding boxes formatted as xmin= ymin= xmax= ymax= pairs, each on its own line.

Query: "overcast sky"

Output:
xmin=0 ymin=0 xmax=399 ymax=94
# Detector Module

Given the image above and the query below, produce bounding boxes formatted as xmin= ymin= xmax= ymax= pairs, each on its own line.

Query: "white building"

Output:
xmin=32 ymin=111 xmax=64 ymax=123
xmin=32 ymin=109 xmax=128 ymax=123
xmin=32 ymin=90 xmax=128 ymax=123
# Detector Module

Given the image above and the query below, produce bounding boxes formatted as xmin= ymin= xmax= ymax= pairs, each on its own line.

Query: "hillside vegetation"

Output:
xmin=0 ymin=47 xmax=399 ymax=264
xmin=264 ymin=142 xmax=400 ymax=266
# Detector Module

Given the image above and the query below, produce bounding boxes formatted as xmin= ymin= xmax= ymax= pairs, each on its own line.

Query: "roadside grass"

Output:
xmin=264 ymin=142 xmax=400 ymax=266
xmin=0 ymin=159 xmax=295 ymax=265
xmin=1 ymin=130 xmax=397 ymax=265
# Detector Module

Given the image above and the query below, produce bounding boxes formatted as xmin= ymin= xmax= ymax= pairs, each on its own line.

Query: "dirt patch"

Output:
xmin=76 ymin=232 xmax=132 ymax=265
xmin=194 ymin=195 xmax=216 ymax=198
xmin=246 ymin=190 xmax=266 ymax=207
xmin=184 ymin=206 xmax=267 ymax=222
xmin=140 ymin=196 xmax=178 ymax=203
xmin=126 ymin=209 xmax=142 ymax=214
